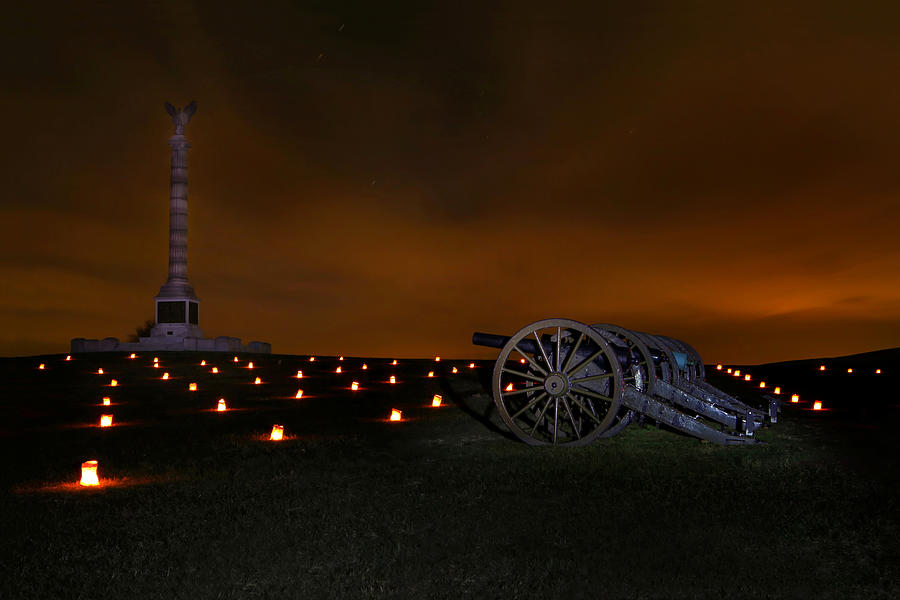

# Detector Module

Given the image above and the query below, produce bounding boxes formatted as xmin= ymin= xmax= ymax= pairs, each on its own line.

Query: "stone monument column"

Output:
xmin=168 ymin=128 xmax=190 ymax=282
xmin=70 ymin=100 xmax=271 ymax=354
xmin=150 ymin=100 xmax=204 ymax=341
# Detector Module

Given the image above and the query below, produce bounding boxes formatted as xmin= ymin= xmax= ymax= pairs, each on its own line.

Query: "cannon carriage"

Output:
xmin=472 ymin=318 xmax=779 ymax=446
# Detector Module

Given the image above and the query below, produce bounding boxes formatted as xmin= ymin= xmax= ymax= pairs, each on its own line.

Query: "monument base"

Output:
xmin=70 ymin=335 xmax=271 ymax=354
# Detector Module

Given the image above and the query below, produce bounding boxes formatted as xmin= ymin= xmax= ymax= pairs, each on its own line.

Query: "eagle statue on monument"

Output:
xmin=164 ymin=100 xmax=197 ymax=135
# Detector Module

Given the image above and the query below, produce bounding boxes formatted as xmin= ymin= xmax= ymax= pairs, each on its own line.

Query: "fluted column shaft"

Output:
xmin=167 ymin=135 xmax=190 ymax=282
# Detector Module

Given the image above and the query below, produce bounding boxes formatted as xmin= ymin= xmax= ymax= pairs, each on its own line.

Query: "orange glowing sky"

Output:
xmin=2 ymin=1 xmax=900 ymax=363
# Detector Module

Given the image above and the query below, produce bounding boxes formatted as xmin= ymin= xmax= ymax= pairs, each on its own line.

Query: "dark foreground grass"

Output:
xmin=1 ymin=353 xmax=897 ymax=599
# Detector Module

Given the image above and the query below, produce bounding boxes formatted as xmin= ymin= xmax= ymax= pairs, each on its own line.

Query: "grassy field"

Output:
xmin=1 ymin=351 xmax=897 ymax=599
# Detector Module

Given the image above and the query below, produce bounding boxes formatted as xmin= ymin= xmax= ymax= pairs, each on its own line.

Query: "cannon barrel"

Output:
xmin=472 ymin=332 xmax=512 ymax=351
xmin=473 ymin=331 xmax=634 ymax=369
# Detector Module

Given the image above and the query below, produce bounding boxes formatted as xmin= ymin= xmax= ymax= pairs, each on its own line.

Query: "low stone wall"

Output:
xmin=71 ymin=336 xmax=271 ymax=354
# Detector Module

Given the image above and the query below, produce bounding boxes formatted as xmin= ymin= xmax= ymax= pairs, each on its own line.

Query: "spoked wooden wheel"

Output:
xmin=592 ymin=324 xmax=657 ymax=394
xmin=591 ymin=323 xmax=659 ymax=438
xmin=492 ymin=319 xmax=623 ymax=446
xmin=658 ymin=335 xmax=706 ymax=380
xmin=631 ymin=330 xmax=681 ymax=384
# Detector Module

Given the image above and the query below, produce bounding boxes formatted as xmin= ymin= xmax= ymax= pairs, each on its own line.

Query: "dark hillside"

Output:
xmin=0 ymin=351 xmax=897 ymax=599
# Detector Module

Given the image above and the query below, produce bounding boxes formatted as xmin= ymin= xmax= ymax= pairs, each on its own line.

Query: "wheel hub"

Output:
xmin=543 ymin=372 xmax=569 ymax=397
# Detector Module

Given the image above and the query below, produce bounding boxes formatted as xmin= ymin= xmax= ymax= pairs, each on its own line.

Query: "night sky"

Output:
xmin=2 ymin=1 xmax=900 ymax=363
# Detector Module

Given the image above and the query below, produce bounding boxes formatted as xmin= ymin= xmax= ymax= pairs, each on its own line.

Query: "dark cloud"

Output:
xmin=1 ymin=0 xmax=899 ymax=361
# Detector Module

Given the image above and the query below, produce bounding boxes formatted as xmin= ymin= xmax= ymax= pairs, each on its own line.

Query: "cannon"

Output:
xmin=472 ymin=318 xmax=779 ymax=446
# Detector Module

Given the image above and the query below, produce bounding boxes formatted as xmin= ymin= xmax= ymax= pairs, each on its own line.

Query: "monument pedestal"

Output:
xmin=152 ymin=281 xmax=203 ymax=340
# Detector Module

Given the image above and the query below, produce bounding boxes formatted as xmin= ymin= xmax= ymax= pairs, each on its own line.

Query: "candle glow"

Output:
xmin=79 ymin=460 xmax=99 ymax=487
xmin=189 ymin=382 xmax=197 ymax=391
xmin=162 ymin=372 xmax=169 ymax=380
xmin=102 ymin=397 xmax=111 ymax=405
xmin=100 ymin=414 xmax=113 ymax=427
xmin=296 ymin=370 xmax=303 ymax=378
xmin=389 ymin=375 xmax=396 ymax=384
xmin=791 ymin=394 xmax=799 ymax=403
xmin=254 ymin=377 xmax=262 ymax=384
xmin=431 ymin=394 xmax=442 ymax=407
xmin=813 ymin=401 xmax=823 ymax=410
xmin=217 ymin=398 xmax=227 ymax=411
xmin=427 ymin=371 xmax=434 ymax=378
xmin=270 ymin=424 xmax=284 ymax=441
xmin=774 ymin=387 xmax=781 ymax=394
xmin=335 ymin=366 xmax=342 ymax=373
xmin=295 ymin=389 xmax=304 ymax=398
xmin=351 ymin=381 xmax=359 ymax=391
xmin=389 ymin=409 xmax=402 ymax=422
xmin=109 ymin=379 xmax=118 ymax=387
xmin=211 ymin=367 xmax=218 ymax=373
